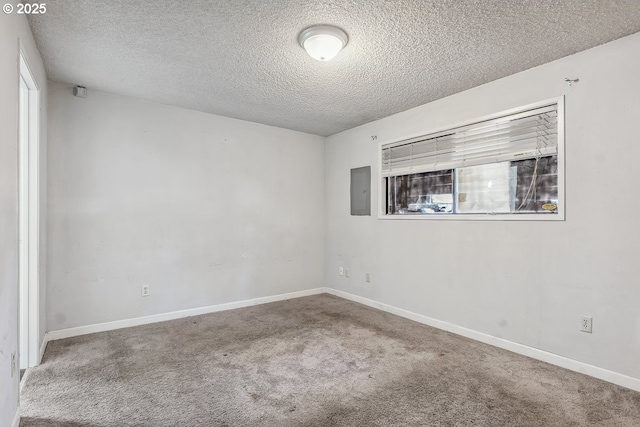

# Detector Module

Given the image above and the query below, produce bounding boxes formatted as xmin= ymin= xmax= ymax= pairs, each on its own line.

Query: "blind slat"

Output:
xmin=382 ymin=103 xmax=558 ymax=176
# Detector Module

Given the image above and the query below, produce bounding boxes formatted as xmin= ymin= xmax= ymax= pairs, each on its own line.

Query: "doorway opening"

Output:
xmin=19 ymin=49 xmax=41 ymax=378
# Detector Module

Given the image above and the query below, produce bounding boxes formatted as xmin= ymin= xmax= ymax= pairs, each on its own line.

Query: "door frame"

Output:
xmin=18 ymin=47 xmax=41 ymax=370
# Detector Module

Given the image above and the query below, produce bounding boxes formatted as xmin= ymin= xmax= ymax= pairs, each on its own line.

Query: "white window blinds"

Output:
xmin=381 ymin=103 xmax=558 ymax=177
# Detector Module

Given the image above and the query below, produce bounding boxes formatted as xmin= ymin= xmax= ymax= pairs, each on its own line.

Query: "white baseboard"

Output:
xmin=325 ymin=288 xmax=640 ymax=393
xmin=42 ymin=286 xmax=640 ymax=393
xmin=11 ymin=408 xmax=20 ymax=427
xmin=46 ymin=288 xmax=328 ymax=342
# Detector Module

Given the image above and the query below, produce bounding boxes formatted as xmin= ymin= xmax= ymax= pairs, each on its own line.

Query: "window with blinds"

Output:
xmin=380 ymin=98 xmax=563 ymax=218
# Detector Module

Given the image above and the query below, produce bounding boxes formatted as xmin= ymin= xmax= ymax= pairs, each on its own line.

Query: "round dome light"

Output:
xmin=298 ymin=25 xmax=348 ymax=61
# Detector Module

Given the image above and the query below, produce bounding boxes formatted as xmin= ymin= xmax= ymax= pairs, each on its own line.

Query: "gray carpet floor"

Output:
xmin=20 ymin=294 xmax=640 ymax=426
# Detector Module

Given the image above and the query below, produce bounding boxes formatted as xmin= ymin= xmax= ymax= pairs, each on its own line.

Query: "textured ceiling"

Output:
xmin=28 ymin=1 xmax=640 ymax=136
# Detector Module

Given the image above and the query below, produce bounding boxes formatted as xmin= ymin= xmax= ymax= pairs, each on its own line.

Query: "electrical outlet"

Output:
xmin=580 ymin=316 xmax=593 ymax=333
xmin=10 ymin=352 xmax=16 ymax=377
xmin=345 ymin=268 xmax=350 ymax=278
xmin=141 ymin=284 xmax=150 ymax=297
xmin=365 ymin=272 xmax=371 ymax=283
xmin=339 ymin=267 xmax=344 ymax=276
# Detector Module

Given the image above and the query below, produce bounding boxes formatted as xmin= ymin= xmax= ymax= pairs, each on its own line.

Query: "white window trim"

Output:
xmin=377 ymin=96 xmax=565 ymax=221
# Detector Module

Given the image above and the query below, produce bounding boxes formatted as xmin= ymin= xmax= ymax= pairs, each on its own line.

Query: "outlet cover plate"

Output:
xmin=580 ymin=316 xmax=593 ymax=333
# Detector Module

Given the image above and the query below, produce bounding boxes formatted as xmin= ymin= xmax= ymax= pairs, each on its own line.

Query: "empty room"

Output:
xmin=2 ymin=1 xmax=640 ymax=426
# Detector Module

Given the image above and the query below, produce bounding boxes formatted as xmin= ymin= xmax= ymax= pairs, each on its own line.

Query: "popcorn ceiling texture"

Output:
xmin=28 ymin=1 xmax=640 ymax=136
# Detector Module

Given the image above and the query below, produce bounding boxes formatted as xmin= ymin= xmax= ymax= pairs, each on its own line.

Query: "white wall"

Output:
xmin=0 ymin=4 xmax=47 ymax=426
xmin=326 ymin=32 xmax=640 ymax=381
xmin=47 ymin=83 xmax=325 ymax=330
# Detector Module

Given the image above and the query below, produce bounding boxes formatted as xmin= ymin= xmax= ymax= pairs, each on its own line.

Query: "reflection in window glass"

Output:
xmin=384 ymin=155 xmax=558 ymax=215
xmin=386 ymin=170 xmax=453 ymax=215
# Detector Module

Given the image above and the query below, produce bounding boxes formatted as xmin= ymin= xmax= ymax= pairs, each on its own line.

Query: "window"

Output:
xmin=379 ymin=98 xmax=563 ymax=219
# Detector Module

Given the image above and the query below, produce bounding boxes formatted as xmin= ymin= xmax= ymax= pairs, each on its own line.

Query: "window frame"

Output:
xmin=377 ymin=96 xmax=565 ymax=221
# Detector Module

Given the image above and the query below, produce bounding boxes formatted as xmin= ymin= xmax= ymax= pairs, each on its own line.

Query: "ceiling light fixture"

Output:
xmin=298 ymin=25 xmax=348 ymax=61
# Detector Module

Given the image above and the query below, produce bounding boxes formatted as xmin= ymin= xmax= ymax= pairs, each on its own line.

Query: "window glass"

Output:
xmin=384 ymin=155 xmax=558 ymax=215
xmin=386 ymin=170 xmax=453 ymax=215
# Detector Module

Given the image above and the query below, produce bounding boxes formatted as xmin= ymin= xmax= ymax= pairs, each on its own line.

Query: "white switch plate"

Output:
xmin=339 ymin=267 xmax=344 ymax=276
